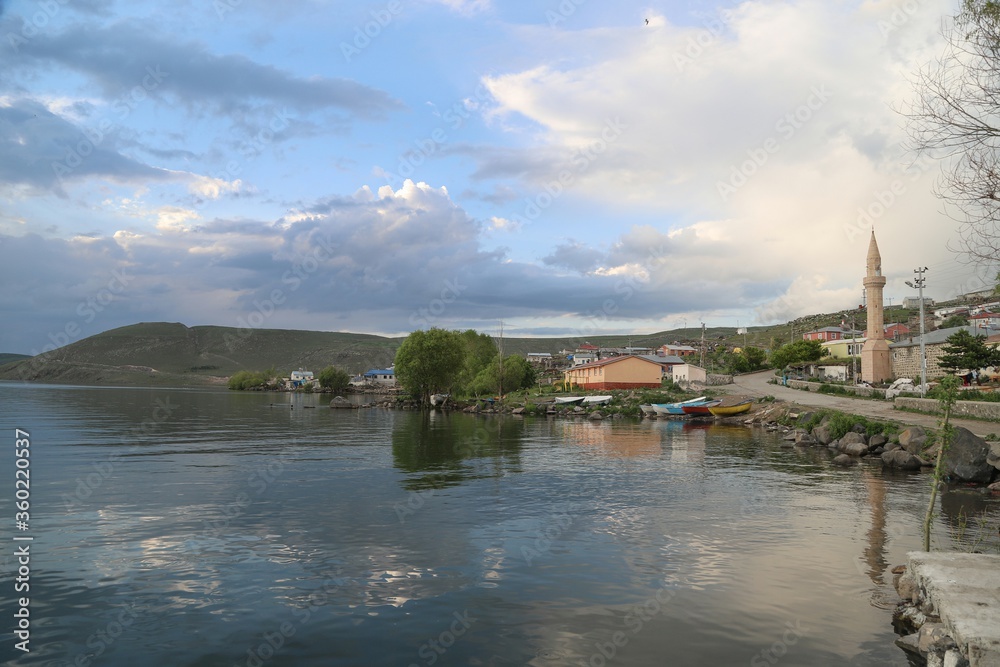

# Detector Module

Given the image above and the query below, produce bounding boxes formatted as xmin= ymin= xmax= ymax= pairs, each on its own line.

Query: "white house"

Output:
xmin=671 ymin=363 xmax=707 ymax=385
xmin=363 ymin=368 xmax=396 ymax=386
xmin=289 ymin=370 xmax=314 ymax=387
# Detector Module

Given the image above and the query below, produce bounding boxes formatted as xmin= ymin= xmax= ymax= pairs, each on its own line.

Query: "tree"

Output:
xmin=937 ymin=328 xmax=1000 ymax=374
xmin=740 ymin=346 xmax=768 ymax=371
xmin=318 ymin=365 xmax=351 ymax=392
xmin=940 ymin=314 xmax=970 ymax=329
xmin=393 ymin=328 xmax=466 ymax=403
xmin=905 ymin=1 xmax=1000 ymax=261
xmin=769 ymin=339 xmax=824 ymax=370
xmin=470 ymin=354 xmax=536 ymax=396
xmin=455 ymin=329 xmax=497 ymax=394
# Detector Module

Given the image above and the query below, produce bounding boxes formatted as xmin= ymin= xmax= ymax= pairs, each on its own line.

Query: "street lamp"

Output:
xmin=905 ymin=267 xmax=929 ymax=396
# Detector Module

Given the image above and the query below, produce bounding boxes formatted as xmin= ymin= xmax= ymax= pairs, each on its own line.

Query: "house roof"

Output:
xmin=566 ymin=354 xmax=665 ymax=371
xmin=890 ymin=325 xmax=1000 ymax=349
xmin=364 ymin=368 xmax=395 ymax=376
xmin=638 ymin=354 xmax=685 ymax=365
xmin=807 ymin=327 xmax=849 ymax=334
xmin=663 ymin=344 xmax=697 ymax=351
xmin=527 ymin=352 xmax=552 ymax=357
xmin=577 ymin=344 xmax=598 ymax=350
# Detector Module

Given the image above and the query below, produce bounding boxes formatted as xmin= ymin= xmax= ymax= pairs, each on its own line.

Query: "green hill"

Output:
xmin=0 ymin=322 xmax=406 ymax=387
xmin=0 ymin=353 xmax=31 ymax=366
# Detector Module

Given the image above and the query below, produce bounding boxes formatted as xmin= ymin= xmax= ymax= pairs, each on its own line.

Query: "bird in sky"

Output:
xmin=645 ymin=18 xmax=649 ymax=25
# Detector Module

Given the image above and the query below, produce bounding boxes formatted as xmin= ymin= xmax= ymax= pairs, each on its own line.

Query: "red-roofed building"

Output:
xmin=563 ymin=355 xmax=664 ymax=390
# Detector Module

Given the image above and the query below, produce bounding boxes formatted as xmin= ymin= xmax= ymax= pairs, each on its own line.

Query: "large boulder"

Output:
xmin=840 ymin=431 xmax=868 ymax=447
xmin=812 ymin=424 xmax=834 ymax=445
xmin=898 ymin=427 xmax=927 ymax=455
xmin=329 ymin=396 xmax=353 ymax=409
xmin=840 ymin=441 xmax=868 ymax=457
xmin=988 ymin=441 xmax=1000 ymax=473
xmin=869 ymin=434 xmax=888 ymax=448
xmin=943 ymin=427 xmax=995 ymax=484
xmin=882 ymin=449 xmax=922 ymax=470
xmin=832 ymin=454 xmax=856 ymax=466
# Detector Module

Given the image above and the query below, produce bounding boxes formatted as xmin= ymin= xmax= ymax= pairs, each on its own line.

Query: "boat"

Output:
xmin=707 ymin=400 xmax=753 ymax=417
xmin=651 ymin=396 xmax=708 ymax=416
xmin=553 ymin=396 xmax=586 ymax=405
xmin=639 ymin=404 xmax=658 ymax=416
xmin=581 ymin=395 xmax=612 ymax=406
xmin=430 ymin=393 xmax=450 ymax=407
xmin=680 ymin=400 xmax=723 ymax=416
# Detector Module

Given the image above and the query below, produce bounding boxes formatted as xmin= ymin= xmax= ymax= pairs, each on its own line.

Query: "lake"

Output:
xmin=1 ymin=383 xmax=997 ymax=666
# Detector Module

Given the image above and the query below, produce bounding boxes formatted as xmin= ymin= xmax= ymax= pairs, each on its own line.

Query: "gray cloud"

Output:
xmin=11 ymin=20 xmax=403 ymax=118
xmin=0 ymin=99 xmax=177 ymax=190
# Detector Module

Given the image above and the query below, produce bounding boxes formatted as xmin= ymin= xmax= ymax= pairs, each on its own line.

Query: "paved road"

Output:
xmin=722 ymin=370 xmax=998 ymax=438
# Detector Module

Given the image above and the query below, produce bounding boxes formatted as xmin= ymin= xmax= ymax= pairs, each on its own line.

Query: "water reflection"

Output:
xmin=862 ymin=470 xmax=889 ymax=585
xmin=391 ymin=412 xmax=524 ymax=489
xmin=939 ymin=487 xmax=1000 ymax=552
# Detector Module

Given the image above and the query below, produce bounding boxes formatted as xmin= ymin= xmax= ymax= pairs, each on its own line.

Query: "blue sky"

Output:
xmin=0 ymin=0 xmax=989 ymax=354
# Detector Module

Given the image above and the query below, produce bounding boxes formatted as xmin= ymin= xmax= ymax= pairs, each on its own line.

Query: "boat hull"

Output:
xmin=707 ymin=401 xmax=752 ymax=417
xmin=680 ymin=400 xmax=722 ymax=416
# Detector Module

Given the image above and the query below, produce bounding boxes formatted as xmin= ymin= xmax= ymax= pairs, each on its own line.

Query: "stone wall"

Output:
xmin=895 ymin=396 xmax=1000 ymax=419
xmin=706 ymin=374 xmax=733 ymax=386
xmin=785 ymin=379 xmax=888 ymax=398
xmin=891 ymin=343 xmax=948 ymax=381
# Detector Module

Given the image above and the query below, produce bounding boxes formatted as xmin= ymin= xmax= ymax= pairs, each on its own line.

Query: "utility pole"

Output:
xmin=700 ymin=322 xmax=706 ymax=368
xmin=905 ymin=268 xmax=929 ymax=396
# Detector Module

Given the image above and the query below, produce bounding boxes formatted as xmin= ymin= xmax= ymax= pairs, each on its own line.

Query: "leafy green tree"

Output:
xmin=228 ymin=368 xmax=275 ymax=390
xmin=318 ymin=365 xmax=351 ymax=392
xmin=938 ymin=329 xmax=1000 ymax=374
xmin=941 ymin=314 xmax=970 ymax=328
xmin=394 ymin=328 xmax=466 ymax=403
xmin=470 ymin=354 xmax=536 ymax=396
xmin=741 ymin=346 xmax=768 ymax=371
xmin=769 ymin=339 xmax=824 ymax=370
xmin=456 ymin=329 xmax=497 ymax=394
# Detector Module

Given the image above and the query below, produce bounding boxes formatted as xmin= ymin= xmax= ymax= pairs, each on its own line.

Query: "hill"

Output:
xmin=0 ymin=323 xmax=406 ymax=387
xmin=0 ymin=353 xmax=31 ymax=366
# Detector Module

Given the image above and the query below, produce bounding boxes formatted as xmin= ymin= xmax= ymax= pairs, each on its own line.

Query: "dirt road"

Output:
xmin=723 ymin=370 xmax=998 ymax=438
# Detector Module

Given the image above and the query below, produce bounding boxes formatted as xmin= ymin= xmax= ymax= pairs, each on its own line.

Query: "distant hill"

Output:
xmin=0 ymin=353 xmax=31 ymax=366
xmin=0 ymin=323 xmax=406 ymax=387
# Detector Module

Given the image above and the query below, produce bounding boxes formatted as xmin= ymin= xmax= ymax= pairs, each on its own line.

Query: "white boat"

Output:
xmin=553 ymin=396 xmax=586 ymax=405
xmin=430 ymin=393 xmax=450 ymax=406
xmin=581 ymin=395 xmax=612 ymax=405
xmin=639 ymin=404 xmax=658 ymax=416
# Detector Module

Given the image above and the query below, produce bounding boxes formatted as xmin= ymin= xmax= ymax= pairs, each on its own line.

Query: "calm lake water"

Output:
xmin=1 ymin=383 xmax=998 ymax=667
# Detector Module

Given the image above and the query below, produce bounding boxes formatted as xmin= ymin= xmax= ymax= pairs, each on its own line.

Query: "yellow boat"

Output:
xmin=707 ymin=401 xmax=753 ymax=417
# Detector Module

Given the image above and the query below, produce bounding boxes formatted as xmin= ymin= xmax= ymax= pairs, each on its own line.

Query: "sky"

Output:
xmin=0 ymin=0 xmax=992 ymax=354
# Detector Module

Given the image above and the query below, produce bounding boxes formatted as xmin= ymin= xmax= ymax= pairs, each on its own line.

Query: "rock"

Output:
xmin=851 ymin=423 xmax=867 ymax=435
xmin=918 ymin=623 xmax=951 ymax=654
xmin=832 ymin=454 xmax=856 ymax=466
xmin=841 ymin=431 xmax=868 ymax=447
xmin=943 ymin=427 xmax=995 ymax=484
xmin=891 ymin=564 xmax=906 ymax=575
xmin=988 ymin=441 xmax=1000 ymax=472
xmin=899 ymin=426 xmax=928 ymax=455
xmin=988 ymin=481 xmax=1000 ymax=496
xmin=886 ymin=442 xmax=901 ymax=451
xmin=871 ymin=446 xmax=886 ymax=456
xmin=329 ymin=396 xmax=353 ymax=409
xmin=512 ymin=407 xmax=525 ymax=415
xmin=812 ymin=424 xmax=834 ymax=445
xmin=840 ymin=442 xmax=868 ymax=457
xmin=943 ymin=649 xmax=969 ymax=667
xmin=895 ymin=633 xmax=921 ymax=656
xmin=795 ymin=433 xmax=818 ymax=445
xmin=573 ymin=406 xmax=584 ymax=413
xmin=588 ymin=411 xmax=604 ymax=420
xmin=783 ymin=429 xmax=803 ymax=441
xmin=870 ymin=434 xmax=888 ymax=448
xmin=882 ymin=449 xmax=922 ymax=470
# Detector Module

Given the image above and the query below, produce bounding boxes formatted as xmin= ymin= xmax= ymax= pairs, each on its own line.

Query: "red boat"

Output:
xmin=680 ymin=400 xmax=722 ymax=416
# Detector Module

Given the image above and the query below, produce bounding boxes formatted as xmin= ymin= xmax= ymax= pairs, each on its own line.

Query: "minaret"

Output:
xmin=861 ymin=231 xmax=891 ymax=383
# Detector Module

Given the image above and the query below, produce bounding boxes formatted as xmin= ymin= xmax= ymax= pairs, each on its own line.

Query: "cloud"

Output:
xmin=10 ymin=21 xmax=403 ymax=119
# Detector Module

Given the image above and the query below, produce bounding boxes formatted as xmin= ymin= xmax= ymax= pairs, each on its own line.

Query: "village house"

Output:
xmin=671 ymin=363 xmax=707 ymax=385
xmin=802 ymin=326 xmax=860 ymax=342
xmin=363 ymin=368 xmax=396 ymax=386
xmin=571 ymin=353 xmax=597 ymax=366
xmin=969 ymin=312 xmax=1000 ymax=332
xmin=659 ymin=343 xmax=697 ymax=357
xmin=563 ymin=355 xmax=664 ymax=390
xmin=526 ymin=352 xmax=554 ymax=367
xmin=289 ymin=370 xmax=314 ymax=387
xmin=820 ymin=338 xmax=866 ymax=359
xmin=861 ymin=323 xmax=911 ymax=340
xmin=902 ymin=296 xmax=935 ymax=309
